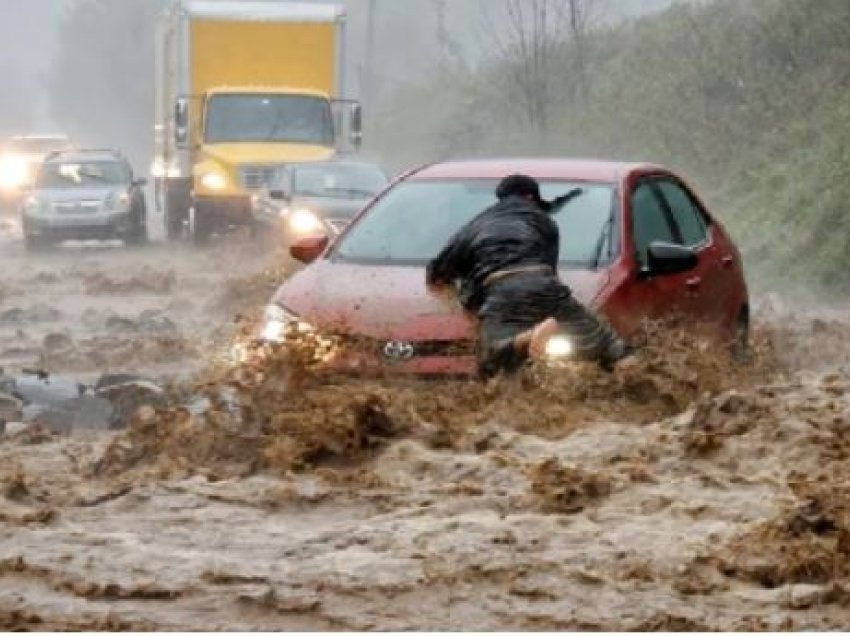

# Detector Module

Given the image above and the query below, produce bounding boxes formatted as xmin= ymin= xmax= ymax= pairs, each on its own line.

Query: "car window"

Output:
xmin=334 ymin=179 xmax=617 ymax=268
xmin=655 ymin=180 xmax=708 ymax=247
xmin=542 ymin=183 xmax=617 ymax=266
xmin=36 ymin=161 xmax=129 ymax=188
xmin=631 ymin=182 xmax=676 ymax=266
xmin=293 ymin=163 xmax=387 ymax=200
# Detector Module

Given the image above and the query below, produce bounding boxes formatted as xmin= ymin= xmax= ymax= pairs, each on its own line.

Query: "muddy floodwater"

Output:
xmin=2 ymin=229 xmax=850 ymax=630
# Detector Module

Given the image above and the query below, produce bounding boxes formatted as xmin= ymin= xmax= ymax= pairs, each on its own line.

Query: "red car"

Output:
xmin=265 ymin=159 xmax=749 ymax=375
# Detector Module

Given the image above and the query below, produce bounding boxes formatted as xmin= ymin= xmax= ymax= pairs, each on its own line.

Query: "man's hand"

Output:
xmin=427 ymin=280 xmax=454 ymax=300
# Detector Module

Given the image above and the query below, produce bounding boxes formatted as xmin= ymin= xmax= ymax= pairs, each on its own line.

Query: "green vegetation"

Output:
xmin=370 ymin=0 xmax=850 ymax=294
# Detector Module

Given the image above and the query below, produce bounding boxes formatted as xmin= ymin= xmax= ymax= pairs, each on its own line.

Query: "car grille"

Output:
xmin=240 ymin=165 xmax=279 ymax=190
xmin=342 ymin=336 xmax=475 ymax=360
xmin=53 ymin=201 xmax=101 ymax=214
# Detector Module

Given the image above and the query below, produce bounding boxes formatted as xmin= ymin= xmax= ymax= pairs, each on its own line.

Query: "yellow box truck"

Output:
xmin=153 ymin=0 xmax=361 ymax=243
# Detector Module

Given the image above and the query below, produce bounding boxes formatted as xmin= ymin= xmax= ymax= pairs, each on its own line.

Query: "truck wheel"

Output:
xmin=164 ymin=180 xmax=191 ymax=241
xmin=165 ymin=207 xmax=187 ymax=241
xmin=189 ymin=206 xmax=212 ymax=246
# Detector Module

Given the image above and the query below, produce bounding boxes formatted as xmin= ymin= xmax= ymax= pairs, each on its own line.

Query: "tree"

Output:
xmin=485 ymin=0 xmax=603 ymax=137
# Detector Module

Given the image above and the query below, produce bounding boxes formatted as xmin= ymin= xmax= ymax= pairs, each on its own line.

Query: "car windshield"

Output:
xmin=292 ymin=163 xmax=387 ymax=201
xmin=205 ymin=94 xmax=334 ymax=145
xmin=334 ymin=179 xmax=617 ymax=269
xmin=36 ymin=161 xmax=128 ymax=188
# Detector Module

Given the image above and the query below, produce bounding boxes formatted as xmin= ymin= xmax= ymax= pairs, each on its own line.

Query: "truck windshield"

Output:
xmin=205 ymin=94 xmax=334 ymax=146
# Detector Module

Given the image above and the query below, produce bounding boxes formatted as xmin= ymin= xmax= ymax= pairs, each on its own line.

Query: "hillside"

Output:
xmin=370 ymin=0 xmax=850 ymax=294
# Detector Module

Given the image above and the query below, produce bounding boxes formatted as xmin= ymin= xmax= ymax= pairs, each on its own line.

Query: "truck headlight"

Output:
xmin=262 ymin=304 xmax=313 ymax=342
xmin=544 ymin=334 xmax=574 ymax=359
xmin=201 ymin=172 xmax=227 ymax=191
xmin=288 ymin=208 xmax=324 ymax=235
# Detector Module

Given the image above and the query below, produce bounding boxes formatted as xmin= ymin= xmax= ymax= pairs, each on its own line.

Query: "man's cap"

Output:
xmin=495 ymin=174 xmax=544 ymax=204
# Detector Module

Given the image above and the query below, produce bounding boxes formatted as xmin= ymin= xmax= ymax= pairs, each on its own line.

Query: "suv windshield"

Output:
xmin=292 ymin=163 xmax=387 ymax=201
xmin=36 ymin=161 xmax=129 ymax=188
xmin=335 ymin=179 xmax=617 ymax=269
xmin=205 ymin=94 xmax=334 ymax=145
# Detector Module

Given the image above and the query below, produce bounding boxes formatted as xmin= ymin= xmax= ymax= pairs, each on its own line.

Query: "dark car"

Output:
xmin=252 ymin=159 xmax=388 ymax=243
xmin=22 ymin=150 xmax=148 ymax=250
xmin=264 ymin=158 xmax=749 ymax=376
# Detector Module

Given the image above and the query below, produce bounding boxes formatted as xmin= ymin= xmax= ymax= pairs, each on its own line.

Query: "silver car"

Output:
xmin=22 ymin=150 xmax=148 ymax=250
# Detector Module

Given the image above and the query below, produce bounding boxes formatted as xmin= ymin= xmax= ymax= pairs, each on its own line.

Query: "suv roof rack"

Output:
xmin=44 ymin=148 xmax=125 ymax=162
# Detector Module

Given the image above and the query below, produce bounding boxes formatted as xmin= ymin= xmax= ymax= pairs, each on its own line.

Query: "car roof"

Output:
xmin=409 ymin=158 xmax=665 ymax=183
xmin=45 ymin=150 xmax=125 ymax=163
xmin=11 ymin=134 xmax=70 ymax=142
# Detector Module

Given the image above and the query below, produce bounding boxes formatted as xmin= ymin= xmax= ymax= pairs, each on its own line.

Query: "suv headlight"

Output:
xmin=262 ymin=304 xmax=313 ymax=342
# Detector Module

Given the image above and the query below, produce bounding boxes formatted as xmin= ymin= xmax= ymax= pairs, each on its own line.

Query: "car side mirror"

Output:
xmin=642 ymin=241 xmax=698 ymax=277
xmin=290 ymin=234 xmax=329 ymax=265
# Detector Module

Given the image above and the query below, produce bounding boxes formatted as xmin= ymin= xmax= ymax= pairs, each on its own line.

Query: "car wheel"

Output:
xmin=125 ymin=216 xmax=149 ymax=247
xmin=730 ymin=308 xmax=750 ymax=363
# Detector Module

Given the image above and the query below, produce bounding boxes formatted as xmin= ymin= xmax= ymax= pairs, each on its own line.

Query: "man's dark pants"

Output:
xmin=475 ymin=273 xmax=626 ymax=379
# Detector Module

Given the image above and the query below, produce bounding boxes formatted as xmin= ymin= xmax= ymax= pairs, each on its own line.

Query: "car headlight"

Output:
xmin=0 ymin=155 xmax=29 ymax=190
xmin=288 ymin=208 xmax=324 ymax=235
xmin=262 ymin=304 xmax=313 ymax=342
xmin=201 ymin=172 xmax=227 ymax=191
xmin=544 ymin=334 xmax=574 ymax=359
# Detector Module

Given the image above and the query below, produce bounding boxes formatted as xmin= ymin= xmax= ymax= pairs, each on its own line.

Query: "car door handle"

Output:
xmin=686 ymin=276 xmax=702 ymax=290
xmin=721 ymin=255 xmax=734 ymax=269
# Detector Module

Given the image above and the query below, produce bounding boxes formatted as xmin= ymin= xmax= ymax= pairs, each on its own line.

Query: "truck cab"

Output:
xmin=153 ymin=1 xmax=361 ymax=244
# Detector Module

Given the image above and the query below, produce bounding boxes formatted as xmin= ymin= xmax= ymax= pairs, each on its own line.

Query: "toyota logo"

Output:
xmin=382 ymin=340 xmax=415 ymax=362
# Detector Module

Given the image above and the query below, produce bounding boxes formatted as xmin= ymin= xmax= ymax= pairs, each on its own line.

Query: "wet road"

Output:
xmin=3 ymin=222 xmax=850 ymax=630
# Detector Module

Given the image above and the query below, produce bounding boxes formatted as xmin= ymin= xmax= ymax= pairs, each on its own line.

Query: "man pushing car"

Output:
xmin=426 ymin=174 xmax=633 ymax=379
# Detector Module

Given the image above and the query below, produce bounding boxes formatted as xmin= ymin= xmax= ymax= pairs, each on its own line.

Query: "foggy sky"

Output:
xmin=0 ymin=0 xmax=677 ymax=144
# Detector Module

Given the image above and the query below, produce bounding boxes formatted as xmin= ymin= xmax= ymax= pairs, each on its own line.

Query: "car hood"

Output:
xmin=36 ymin=186 xmax=121 ymax=203
xmin=291 ymin=195 xmax=370 ymax=220
xmin=273 ymin=260 xmax=610 ymax=341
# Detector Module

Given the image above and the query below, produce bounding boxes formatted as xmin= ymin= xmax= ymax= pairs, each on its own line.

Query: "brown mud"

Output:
xmin=2 ymin=234 xmax=850 ymax=630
